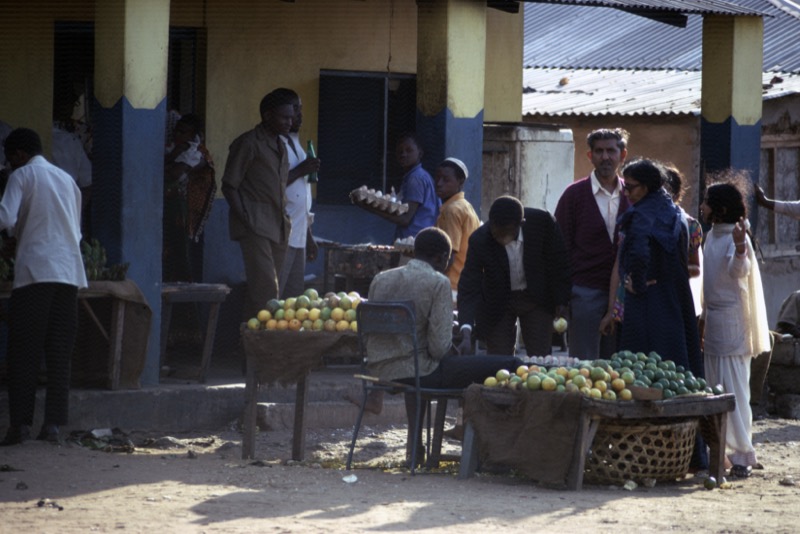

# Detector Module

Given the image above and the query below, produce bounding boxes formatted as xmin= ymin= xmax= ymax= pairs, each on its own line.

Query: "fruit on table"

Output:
xmin=496 ymin=369 xmax=511 ymax=382
xmin=480 ymin=349 xmax=721 ymax=401
xmin=553 ymin=317 xmax=568 ymax=334
xmin=247 ymin=291 xmax=364 ymax=332
xmin=266 ymin=299 xmax=282 ymax=314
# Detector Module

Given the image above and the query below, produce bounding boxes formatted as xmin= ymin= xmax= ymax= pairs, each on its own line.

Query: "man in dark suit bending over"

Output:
xmin=457 ymin=196 xmax=570 ymax=357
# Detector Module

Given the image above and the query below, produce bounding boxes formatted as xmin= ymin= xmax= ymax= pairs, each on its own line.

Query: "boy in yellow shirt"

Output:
xmin=434 ymin=157 xmax=480 ymax=305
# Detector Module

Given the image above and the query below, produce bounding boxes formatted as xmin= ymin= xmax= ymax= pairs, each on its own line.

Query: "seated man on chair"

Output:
xmin=365 ymin=227 xmax=521 ymax=456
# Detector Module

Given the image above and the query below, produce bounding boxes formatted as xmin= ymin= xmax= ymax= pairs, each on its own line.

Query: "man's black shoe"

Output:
xmin=36 ymin=424 xmax=61 ymax=444
xmin=0 ymin=425 xmax=31 ymax=446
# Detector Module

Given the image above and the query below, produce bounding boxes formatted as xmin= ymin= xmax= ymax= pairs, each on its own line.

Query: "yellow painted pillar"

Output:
xmin=94 ymin=0 xmax=170 ymax=386
xmin=700 ymin=15 xmax=763 ymax=179
xmin=417 ymin=0 xmax=486 ymax=209
xmin=484 ymin=6 xmax=523 ymax=123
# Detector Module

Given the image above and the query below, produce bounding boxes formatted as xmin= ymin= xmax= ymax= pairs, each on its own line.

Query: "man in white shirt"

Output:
xmin=0 ymin=128 xmax=88 ymax=446
xmin=52 ymin=123 xmax=92 ymax=189
xmin=278 ymin=89 xmax=320 ymax=298
xmin=756 ymin=185 xmax=800 ymax=220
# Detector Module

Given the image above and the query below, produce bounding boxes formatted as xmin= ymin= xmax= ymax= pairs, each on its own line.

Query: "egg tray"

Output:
xmin=350 ymin=186 xmax=409 ymax=215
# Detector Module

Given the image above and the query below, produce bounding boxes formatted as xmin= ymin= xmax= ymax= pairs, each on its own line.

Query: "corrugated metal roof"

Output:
xmin=524 ymin=0 xmax=800 ymax=72
xmin=522 ymin=67 xmax=800 ymax=117
xmin=524 ymin=0 xmax=770 ymax=16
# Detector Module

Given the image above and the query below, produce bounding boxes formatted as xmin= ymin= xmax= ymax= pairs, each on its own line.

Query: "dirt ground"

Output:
xmin=1 ymin=413 xmax=799 ymax=533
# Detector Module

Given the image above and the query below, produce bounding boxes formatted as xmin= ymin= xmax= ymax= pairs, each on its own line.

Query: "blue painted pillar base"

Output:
xmin=92 ymin=96 xmax=165 ymax=387
xmin=700 ymin=116 xmax=762 ymax=231
xmin=417 ymin=107 xmax=485 ymax=213
xmin=700 ymin=116 xmax=762 ymax=177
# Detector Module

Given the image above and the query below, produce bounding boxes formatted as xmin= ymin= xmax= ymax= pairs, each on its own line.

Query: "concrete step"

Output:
xmin=256 ymin=399 xmax=408 ymax=432
xmin=0 ymin=367 xmax=416 ymax=434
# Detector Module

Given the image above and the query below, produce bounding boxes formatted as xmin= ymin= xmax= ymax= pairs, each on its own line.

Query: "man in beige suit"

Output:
xmin=222 ymin=89 xmax=296 ymax=320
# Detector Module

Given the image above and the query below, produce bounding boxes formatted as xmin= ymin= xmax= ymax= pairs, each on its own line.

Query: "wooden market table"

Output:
xmin=459 ymin=385 xmax=736 ymax=490
xmin=0 ymin=280 xmax=152 ymax=390
xmin=160 ymin=282 xmax=231 ymax=383
xmin=240 ymin=328 xmax=359 ymax=461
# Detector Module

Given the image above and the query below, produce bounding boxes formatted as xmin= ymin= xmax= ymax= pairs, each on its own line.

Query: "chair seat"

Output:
xmin=420 ymin=388 xmax=464 ymax=398
xmin=346 ymin=301 xmax=466 ymax=474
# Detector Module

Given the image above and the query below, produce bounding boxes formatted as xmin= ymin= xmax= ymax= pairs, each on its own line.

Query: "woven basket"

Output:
xmin=584 ymin=418 xmax=698 ymax=485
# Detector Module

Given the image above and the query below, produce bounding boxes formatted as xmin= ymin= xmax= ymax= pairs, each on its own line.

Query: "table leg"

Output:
xmin=323 ymin=248 xmax=331 ymax=294
xmin=426 ymin=398 xmax=449 ymax=469
xmin=566 ymin=413 xmax=595 ymax=491
xmin=242 ymin=363 xmax=258 ymax=460
xmin=198 ymin=302 xmax=221 ymax=383
xmin=458 ymin=421 xmax=479 ymax=479
xmin=702 ymin=413 xmax=728 ymax=481
xmin=108 ymin=299 xmax=125 ymax=390
xmin=160 ymin=302 xmax=173 ymax=369
xmin=292 ymin=374 xmax=310 ymax=461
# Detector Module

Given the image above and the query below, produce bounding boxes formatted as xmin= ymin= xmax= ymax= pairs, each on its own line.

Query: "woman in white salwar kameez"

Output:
xmin=700 ymin=175 xmax=771 ymax=478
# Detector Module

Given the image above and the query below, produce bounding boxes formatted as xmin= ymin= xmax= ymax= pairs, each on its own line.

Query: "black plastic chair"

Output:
xmin=345 ymin=300 xmax=462 ymax=474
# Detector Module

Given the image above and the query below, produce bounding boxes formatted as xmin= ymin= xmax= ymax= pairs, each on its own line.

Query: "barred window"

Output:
xmin=757 ymin=135 xmax=800 ymax=257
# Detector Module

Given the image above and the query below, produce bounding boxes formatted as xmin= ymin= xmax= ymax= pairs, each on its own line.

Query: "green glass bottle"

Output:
xmin=307 ymin=140 xmax=318 ymax=183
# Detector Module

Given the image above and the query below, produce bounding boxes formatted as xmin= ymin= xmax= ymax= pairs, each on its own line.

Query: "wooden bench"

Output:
xmin=160 ymin=283 xmax=231 ymax=383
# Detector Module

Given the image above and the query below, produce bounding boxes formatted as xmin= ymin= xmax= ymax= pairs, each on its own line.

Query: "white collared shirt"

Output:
xmin=590 ymin=171 xmax=623 ymax=241
xmin=281 ymin=132 xmax=313 ymax=249
xmin=0 ymin=155 xmax=88 ymax=289
xmin=506 ymin=230 xmax=526 ymax=291
xmin=52 ymin=124 xmax=92 ymax=188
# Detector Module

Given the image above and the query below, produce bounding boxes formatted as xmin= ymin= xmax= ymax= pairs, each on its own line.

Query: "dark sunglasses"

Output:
xmin=622 ymin=182 xmax=643 ymax=192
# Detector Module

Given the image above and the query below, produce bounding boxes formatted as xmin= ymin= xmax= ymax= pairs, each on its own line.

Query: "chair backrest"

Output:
xmin=356 ymin=301 xmax=419 ymax=371
xmin=356 ymin=300 xmax=416 ymax=337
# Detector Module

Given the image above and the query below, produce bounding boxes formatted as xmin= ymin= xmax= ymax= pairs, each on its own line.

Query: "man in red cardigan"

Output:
xmin=555 ymin=128 xmax=631 ymax=360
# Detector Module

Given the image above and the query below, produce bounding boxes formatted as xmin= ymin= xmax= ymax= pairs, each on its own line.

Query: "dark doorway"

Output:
xmin=317 ymin=71 xmax=416 ymax=205
xmin=168 ymin=27 xmax=207 ymax=117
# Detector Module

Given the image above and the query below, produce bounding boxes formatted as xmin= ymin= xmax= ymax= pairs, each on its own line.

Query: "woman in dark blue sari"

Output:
xmin=616 ymin=159 xmax=703 ymax=378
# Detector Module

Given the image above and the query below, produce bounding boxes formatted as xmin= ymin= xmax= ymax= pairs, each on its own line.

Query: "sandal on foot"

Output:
xmin=729 ymin=464 xmax=752 ymax=478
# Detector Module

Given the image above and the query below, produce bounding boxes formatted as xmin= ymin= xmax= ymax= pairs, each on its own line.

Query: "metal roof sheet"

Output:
xmin=523 ymin=0 xmax=800 ymax=72
xmin=522 ymin=67 xmax=800 ymax=116
xmin=524 ymin=0 xmax=770 ymax=16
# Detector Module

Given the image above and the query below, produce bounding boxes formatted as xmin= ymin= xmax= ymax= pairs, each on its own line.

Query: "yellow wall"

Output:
xmin=95 ymin=0 xmax=170 ymax=110
xmin=0 ymin=1 xmax=93 ymax=152
xmin=204 ymin=0 xmax=419 ymax=173
xmin=524 ymin=114 xmax=701 ymax=211
xmin=485 ymin=7 xmax=523 ymax=122
xmin=701 ymin=16 xmax=764 ymax=126
xmin=0 ymin=0 xmax=526 ymax=173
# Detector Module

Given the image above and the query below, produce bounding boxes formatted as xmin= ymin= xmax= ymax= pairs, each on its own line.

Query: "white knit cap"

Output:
xmin=443 ymin=157 xmax=469 ymax=180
